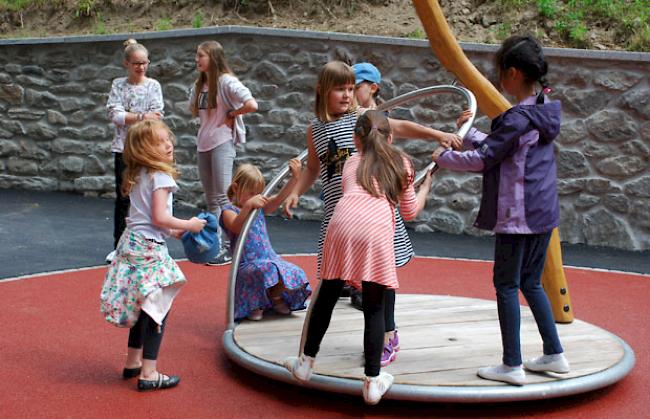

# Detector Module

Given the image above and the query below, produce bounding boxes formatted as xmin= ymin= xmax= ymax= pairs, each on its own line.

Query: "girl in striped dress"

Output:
xmin=285 ymin=110 xmax=433 ymax=405
xmin=282 ymin=61 xmax=460 ymax=370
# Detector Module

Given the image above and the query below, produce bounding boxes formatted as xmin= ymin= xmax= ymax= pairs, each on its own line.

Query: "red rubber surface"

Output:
xmin=0 ymin=256 xmax=646 ymax=418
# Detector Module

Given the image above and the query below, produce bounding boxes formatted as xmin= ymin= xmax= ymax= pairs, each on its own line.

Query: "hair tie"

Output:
xmin=543 ymin=87 xmax=552 ymax=94
xmin=370 ymin=124 xmax=379 ymax=131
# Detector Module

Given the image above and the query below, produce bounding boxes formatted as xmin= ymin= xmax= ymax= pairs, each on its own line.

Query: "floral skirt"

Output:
xmin=100 ymin=229 xmax=186 ymax=328
xmin=235 ymin=258 xmax=311 ymax=321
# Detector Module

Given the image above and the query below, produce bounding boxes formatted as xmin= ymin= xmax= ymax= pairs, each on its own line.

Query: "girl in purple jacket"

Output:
xmin=432 ymin=34 xmax=570 ymax=386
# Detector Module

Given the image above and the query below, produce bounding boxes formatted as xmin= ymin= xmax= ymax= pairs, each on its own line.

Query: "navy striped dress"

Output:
xmin=311 ymin=111 xmax=414 ymax=276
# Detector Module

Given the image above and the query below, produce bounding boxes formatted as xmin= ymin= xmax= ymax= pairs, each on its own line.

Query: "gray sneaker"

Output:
xmin=206 ymin=249 xmax=232 ymax=266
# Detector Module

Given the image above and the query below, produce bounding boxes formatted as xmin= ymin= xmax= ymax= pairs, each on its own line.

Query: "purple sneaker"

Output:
xmin=380 ymin=342 xmax=396 ymax=367
xmin=389 ymin=330 xmax=400 ymax=352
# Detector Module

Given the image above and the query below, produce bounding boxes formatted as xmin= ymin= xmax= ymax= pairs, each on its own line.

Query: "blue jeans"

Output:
xmin=493 ymin=232 xmax=563 ymax=366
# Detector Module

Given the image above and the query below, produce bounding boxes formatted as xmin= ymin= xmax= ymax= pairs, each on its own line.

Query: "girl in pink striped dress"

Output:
xmin=285 ymin=110 xmax=433 ymax=405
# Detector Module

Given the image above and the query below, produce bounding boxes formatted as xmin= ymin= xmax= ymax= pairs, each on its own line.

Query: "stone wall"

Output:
xmin=1 ymin=27 xmax=649 ymax=250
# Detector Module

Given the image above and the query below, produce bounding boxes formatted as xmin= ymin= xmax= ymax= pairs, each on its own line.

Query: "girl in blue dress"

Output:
xmin=220 ymin=159 xmax=312 ymax=321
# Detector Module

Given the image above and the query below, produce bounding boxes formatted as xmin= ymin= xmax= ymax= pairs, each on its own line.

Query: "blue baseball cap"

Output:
xmin=353 ymin=63 xmax=381 ymax=85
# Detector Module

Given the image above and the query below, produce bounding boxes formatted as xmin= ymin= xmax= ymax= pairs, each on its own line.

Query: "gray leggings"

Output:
xmin=198 ymin=141 xmax=236 ymax=242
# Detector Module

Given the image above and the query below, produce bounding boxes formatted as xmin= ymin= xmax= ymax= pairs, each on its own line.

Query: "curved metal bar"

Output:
xmin=226 ymin=85 xmax=476 ymax=330
xmin=376 ymin=85 xmax=477 ymax=185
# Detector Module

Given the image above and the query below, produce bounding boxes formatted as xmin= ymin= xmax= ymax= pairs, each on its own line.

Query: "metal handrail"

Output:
xmin=226 ymin=85 xmax=477 ymax=330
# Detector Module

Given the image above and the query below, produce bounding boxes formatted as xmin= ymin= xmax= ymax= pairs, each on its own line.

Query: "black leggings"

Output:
xmin=384 ymin=289 xmax=395 ymax=332
xmin=349 ymin=287 xmax=395 ymax=332
xmin=304 ymin=279 xmax=387 ymax=377
xmin=128 ymin=311 xmax=168 ymax=361
xmin=113 ymin=152 xmax=130 ymax=248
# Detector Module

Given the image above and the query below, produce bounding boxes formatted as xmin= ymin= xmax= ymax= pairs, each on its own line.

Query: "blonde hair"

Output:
xmin=121 ymin=120 xmax=179 ymax=196
xmin=227 ymin=164 xmax=265 ymax=207
xmin=123 ymin=38 xmax=148 ymax=62
xmin=191 ymin=41 xmax=233 ymax=117
xmin=314 ymin=61 xmax=357 ymax=122
xmin=354 ymin=110 xmax=411 ymax=206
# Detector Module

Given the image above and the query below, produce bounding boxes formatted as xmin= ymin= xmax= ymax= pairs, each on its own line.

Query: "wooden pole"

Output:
xmin=411 ymin=0 xmax=573 ymax=322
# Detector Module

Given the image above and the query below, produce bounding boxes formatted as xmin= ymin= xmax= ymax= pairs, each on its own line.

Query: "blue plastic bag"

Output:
xmin=181 ymin=212 xmax=220 ymax=264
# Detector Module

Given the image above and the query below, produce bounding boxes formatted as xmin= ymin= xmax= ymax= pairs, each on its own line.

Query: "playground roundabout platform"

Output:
xmin=226 ymin=292 xmax=633 ymax=403
xmin=1 ymin=254 xmax=647 ymax=418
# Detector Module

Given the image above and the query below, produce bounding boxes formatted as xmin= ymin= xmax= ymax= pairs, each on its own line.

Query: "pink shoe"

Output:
xmin=389 ymin=330 xmax=400 ymax=352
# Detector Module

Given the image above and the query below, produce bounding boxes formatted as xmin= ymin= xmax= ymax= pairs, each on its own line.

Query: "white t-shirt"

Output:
xmin=126 ymin=168 xmax=178 ymax=242
xmin=189 ymin=74 xmax=253 ymax=152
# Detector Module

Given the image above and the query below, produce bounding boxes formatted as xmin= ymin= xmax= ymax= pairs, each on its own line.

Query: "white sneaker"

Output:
xmin=477 ymin=364 xmax=526 ymax=386
xmin=362 ymin=372 xmax=394 ymax=405
xmin=524 ymin=353 xmax=570 ymax=374
xmin=105 ymin=250 xmax=116 ymax=264
xmin=284 ymin=354 xmax=315 ymax=383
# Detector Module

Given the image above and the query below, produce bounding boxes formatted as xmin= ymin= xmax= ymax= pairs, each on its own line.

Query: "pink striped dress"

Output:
xmin=320 ymin=153 xmax=418 ymax=290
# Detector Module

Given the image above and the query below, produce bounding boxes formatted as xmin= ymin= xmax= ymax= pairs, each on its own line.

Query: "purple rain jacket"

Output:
xmin=436 ymin=94 xmax=561 ymax=234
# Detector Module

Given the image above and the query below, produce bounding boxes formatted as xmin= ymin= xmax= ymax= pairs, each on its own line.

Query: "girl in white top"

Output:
xmin=189 ymin=40 xmax=258 ymax=265
xmin=100 ymin=120 xmax=205 ymax=392
xmin=106 ymin=39 xmax=164 ymax=262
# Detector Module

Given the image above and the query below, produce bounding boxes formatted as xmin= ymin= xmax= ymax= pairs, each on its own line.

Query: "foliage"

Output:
xmin=192 ymin=10 xmax=203 ymax=28
xmin=75 ymin=0 xmax=95 ymax=18
xmin=406 ymin=28 xmax=425 ymax=40
xmin=536 ymin=0 xmax=558 ymax=18
xmin=155 ymin=17 xmax=173 ymax=31
xmin=497 ymin=0 xmax=649 ymax=50
xmin=93 ymin=12 xmax=106 ymax=34
xmin=495 ymin=22 xmax=513 ymax=40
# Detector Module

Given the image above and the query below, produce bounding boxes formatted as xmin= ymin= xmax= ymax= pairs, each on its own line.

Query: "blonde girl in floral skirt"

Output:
xmin=100 ymin=120 xmax=206 ymax=391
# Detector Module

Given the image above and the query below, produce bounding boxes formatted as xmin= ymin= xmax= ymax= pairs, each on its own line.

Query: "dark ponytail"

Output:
xmin=495 ymin=34 xmax=549 ymax=103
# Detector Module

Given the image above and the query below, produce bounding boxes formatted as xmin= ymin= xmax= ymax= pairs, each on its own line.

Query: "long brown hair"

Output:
xmin=190 ymin=41 xmax=233 ymax=117
xmin=122 ymin=120 xmax=179 ymax=196
xmin=354 ymin=110 xmax=411 ymax=206
xmin=314 ymin=61 xmax=357 ymax=122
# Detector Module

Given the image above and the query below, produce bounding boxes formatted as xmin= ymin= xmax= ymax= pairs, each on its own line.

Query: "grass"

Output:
xmin=74 ymin=0 xmax=95 ymax=18
xmin=92 ymin=12 xmax=106 ymax=34
xmin=495 ymin=22 xmax=513 ymax=40
xmin=155 ymin=17 xmax=173 ymax=31
xmin=406 ymin=27 xmax=426 ymax=40
xmin=192 ymin=10 xmax=203 ymax=29
xmin=496 ymin=0 xmax=650 ymax=50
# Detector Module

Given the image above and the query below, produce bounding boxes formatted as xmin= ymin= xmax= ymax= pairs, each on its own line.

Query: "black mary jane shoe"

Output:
xmin=122 ymin=367 xmax=142 ymax=379
xmin=137 ymin=373 xmax=180 ymax=391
